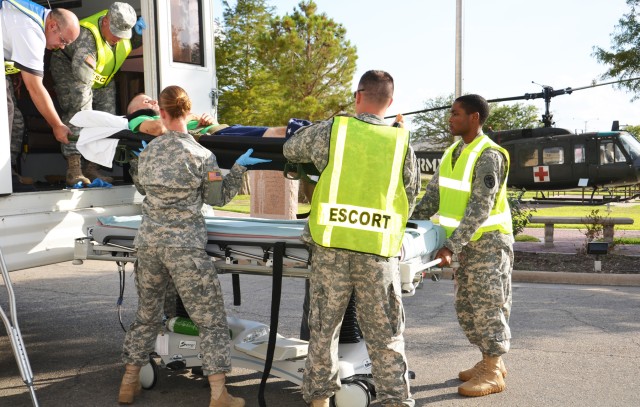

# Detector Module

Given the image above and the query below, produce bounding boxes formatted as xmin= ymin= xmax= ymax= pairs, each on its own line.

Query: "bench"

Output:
xmin=529 ymin=216 xmax=635 ymax=248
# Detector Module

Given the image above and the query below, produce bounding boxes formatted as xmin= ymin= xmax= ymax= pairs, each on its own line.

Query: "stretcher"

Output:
xmin=73 ymin=215 xmax=445 ymax=407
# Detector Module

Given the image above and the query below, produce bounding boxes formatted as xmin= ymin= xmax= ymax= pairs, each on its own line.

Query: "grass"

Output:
xmin=515 ymin=234 xmax=540 ymax=242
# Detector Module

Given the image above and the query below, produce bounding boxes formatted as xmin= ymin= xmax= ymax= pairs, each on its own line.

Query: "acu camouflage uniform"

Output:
xmin=413 ymin=138 xmax=514 ymax=356
xmin=283 ymin=113 xmax=421 ymax=407
xmin=7 ymin=76 xmax=25 ymax=167
xmin=49 ymin=21 xmax=142 ymax=157
xmin=122 ymin=130 xmax=247 ymax=376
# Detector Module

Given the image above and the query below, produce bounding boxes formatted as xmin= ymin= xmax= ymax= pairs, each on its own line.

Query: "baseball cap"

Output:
xmin=108 ymin=2 xmax=137 ymax=39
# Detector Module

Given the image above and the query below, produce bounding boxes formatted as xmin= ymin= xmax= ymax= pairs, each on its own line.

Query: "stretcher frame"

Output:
xmin=72 ymin=218 xmax=442 ymax=407
xmin=0 ymin=247 xmax=40 ymax=407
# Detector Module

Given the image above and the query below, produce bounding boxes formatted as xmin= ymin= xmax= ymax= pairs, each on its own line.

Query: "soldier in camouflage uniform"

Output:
xmin=50 ymin=2 xmax=142 ymax=186
xmin=8 ymin=76 xmax=31 ymax=187
xmin=118 ymin=86 xmax=270 ymax=406
xmin=413 ymin=94 xmax=514 ymax=398
xmin=283 ymin=70 xmax=420 ymax=407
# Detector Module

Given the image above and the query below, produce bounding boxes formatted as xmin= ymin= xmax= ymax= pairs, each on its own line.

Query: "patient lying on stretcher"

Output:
xmin=127 ymin=93 xmax=290 ymax=139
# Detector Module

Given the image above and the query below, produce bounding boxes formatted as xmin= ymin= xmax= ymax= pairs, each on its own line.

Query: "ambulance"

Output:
xmin=1 ymin=0 xmax=219 ymax=271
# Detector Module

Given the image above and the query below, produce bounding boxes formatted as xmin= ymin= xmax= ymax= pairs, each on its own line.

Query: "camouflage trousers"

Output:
xmin=455 ymin=238 xmax=513 ymax=356
xmin=303 ymin=245 xmax=414 ymax=406
xmin=50 ymin=56 xmax=116 ymax=157
xmin=6 ymin=76 xmax=25 ymax=167
xmin=122 ymin=247 xmax=231 ymax=376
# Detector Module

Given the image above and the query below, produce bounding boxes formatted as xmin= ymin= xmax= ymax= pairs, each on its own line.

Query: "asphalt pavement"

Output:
xmin=2 ymin=259 xmax=640 ymax=407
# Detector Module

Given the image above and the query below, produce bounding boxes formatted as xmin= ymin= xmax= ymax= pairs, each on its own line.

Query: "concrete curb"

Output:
xmin=438 ymin=269 xmax=640 ymax=287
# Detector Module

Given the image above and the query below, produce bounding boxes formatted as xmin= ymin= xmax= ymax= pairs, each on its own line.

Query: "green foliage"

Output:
xmin=485 ymin=103 xmax=540 ymax=132
xmin=411 ymin=94 xmax=454 ymax=144
xmin=582 ymin=209 xmax=604 ymax=242
xmin=623 ymin=124 xmax=640 ymax=141
xmin=508 ymin=191 xmax=536 ymax=237
xmin=258 ymin=1 xmax=357 ymax=123
xmin=592 ymin=0 xmax=640 ymax=99
xmin=215 ymin=0 xmax=279 ymax=125
xmin=215 ymin=0 xmax=356 ymax=126
xmin=411 ymin=96 xmax=540 ymax=146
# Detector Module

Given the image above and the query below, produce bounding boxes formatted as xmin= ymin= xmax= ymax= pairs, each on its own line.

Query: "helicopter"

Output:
xmin=399 ymin=78 xmax=640 ymax=202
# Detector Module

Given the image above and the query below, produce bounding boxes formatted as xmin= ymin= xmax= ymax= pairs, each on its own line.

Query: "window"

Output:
xmin=520 ymin=147 xmax=538 ymax=167
xmin=542 ymin=146 xmax=565 ymax=165
xmin=574 ymin=144 xmax=585 ymax=164
xmin=599 ymin=141 xmax=625 ymax=164
xmin=170 ymin=0 xmax=204 ymax=66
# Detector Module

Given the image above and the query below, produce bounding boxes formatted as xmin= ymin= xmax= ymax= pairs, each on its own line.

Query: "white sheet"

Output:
xmin=70 ymin=110 xmax=128 ymax=168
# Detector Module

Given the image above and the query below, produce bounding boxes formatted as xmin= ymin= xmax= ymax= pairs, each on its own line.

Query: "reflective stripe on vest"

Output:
xmin=80 ymin=10 xmax=132 ymax=89
xmin=2 ymin=0 xmax=47 ymax=74
xmin=308 ymin=116 xmax=410 ymax=257
xmin=438 ymin=134 xmax=512 ymax=240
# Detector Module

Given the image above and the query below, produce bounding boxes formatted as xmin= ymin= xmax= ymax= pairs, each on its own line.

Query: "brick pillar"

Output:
xmin=249 ymin=170 xmax=298 ymax=220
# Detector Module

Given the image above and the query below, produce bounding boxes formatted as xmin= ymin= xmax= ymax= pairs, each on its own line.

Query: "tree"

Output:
xmin=623 ymin=124 xmax=640 ymax=141
xmin=258 ymin=1 xmax=357 ymax=123
xmin=485 ymin=103 xmax=540 ymax=132
xmin=410 ymin=95 xmax=454 ymax=145
xmin=411 ymin=95 xmax=540 ymax=146
xmin=214 ymin=0 xmax=279 ymax=125
xmin=592 ymin=0 xmax=640 ymax=98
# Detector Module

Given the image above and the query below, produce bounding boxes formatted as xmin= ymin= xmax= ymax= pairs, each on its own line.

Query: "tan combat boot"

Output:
xmin=66 ymin=155 xmax=90 ymax=186
xmin=208 ymin=374 xmax=245 ymax=407
xmin=117 ymin=364 xmax=141 ymax=404
xmin=458 ymin=355 xmax=506 ymax=397
xmin=12 ymin=168 xmax=34 ymax=185
xmin=310 ymin=399 xmax=330 ymax=407
xmin=459 ymin=353 xmax=507 ymax=381
xmin=84 ymin=161 xmax=114 ymax=183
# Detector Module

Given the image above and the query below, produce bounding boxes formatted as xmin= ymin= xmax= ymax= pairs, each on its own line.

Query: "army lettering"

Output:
xmin=328 ymin=207 xmax=391 ymax=229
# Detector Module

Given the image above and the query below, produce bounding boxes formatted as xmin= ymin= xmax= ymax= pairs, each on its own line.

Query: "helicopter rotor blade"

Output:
xmin=385 ymin=76 xmax=640 ymax=119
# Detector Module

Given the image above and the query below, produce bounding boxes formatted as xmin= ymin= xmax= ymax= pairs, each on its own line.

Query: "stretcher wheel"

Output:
xmin=139 ymin=357 xmax=159 ymax=390
xmin=331 ymin=380 xmax=370 ymax=407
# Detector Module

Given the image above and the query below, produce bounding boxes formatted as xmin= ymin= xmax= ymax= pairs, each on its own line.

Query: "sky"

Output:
xmin=214 ymin=0 xmax=639 ymax=133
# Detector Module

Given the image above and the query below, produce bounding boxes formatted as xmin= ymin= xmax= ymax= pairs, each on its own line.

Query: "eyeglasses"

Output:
xmin=55 ymin=23 xmax=71 ymax=47
xmin=353 ymin=89 xmax=365 ymax=99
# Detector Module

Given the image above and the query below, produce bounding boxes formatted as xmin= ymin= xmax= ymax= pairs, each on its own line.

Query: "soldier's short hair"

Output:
xmin=455 ymin=94 xmax=490 ymax=125
xmin=357 ymin=70 xmax=394 ymax=106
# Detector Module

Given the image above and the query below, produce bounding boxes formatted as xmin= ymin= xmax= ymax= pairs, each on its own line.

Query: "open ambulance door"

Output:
xmin=141 ymin=0 xmax=217 ymax=115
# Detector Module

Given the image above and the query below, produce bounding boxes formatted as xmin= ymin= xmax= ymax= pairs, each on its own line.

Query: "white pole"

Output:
xmin=455 ymin=0 xmax=463 ymax=99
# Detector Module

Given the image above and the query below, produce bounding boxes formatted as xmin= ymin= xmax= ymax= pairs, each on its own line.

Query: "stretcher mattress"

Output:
xmin=90 ymin=215 xmax=445 ymax=262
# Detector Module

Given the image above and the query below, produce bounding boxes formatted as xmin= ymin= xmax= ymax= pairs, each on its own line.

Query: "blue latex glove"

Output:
xmin=236 ymin=148 xmax=271 ymax=166
xmin=70 ymin=178 xmax=112 ymax=189
xmin=87 ymin=178 xmax=113 ymax=188
xmin=133 ymin=140 xmax=148 ymax=157
xmin=134 ymin=16 xmax=147 ymax=35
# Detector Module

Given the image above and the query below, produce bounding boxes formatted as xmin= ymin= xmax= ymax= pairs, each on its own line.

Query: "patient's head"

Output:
xmin=127 ymin=94 xmax=160 ymax=115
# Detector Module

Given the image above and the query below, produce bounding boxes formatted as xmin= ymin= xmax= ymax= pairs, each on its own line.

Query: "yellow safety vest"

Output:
xmin=438 ymin=134 xmax=512 ymax=240
xmin=80 ymin=10 xmax=132 ymax=89
xmin=3 ymin=0 xmax=47 ymax=75
xmin=308 ymin=116 xmax=410 ymax=257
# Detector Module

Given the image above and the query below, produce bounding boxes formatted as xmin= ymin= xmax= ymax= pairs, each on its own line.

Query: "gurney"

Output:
xmin=73 ymin=215 xmax=445 ymax=407
xmin=70 ymin=110 xmax=315 ymax=173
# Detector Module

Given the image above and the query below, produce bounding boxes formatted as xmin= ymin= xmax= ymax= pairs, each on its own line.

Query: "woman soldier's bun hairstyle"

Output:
xmin=159 ymin=85 xmax=192 ymax=119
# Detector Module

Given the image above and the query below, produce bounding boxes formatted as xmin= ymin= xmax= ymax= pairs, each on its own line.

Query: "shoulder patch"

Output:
xmin=484 ymin=174 xmax=496 ymax=189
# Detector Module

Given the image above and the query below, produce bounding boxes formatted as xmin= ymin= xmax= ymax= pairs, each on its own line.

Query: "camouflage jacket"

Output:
xmin=130 ymin=130 xmax=245 ymax=248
